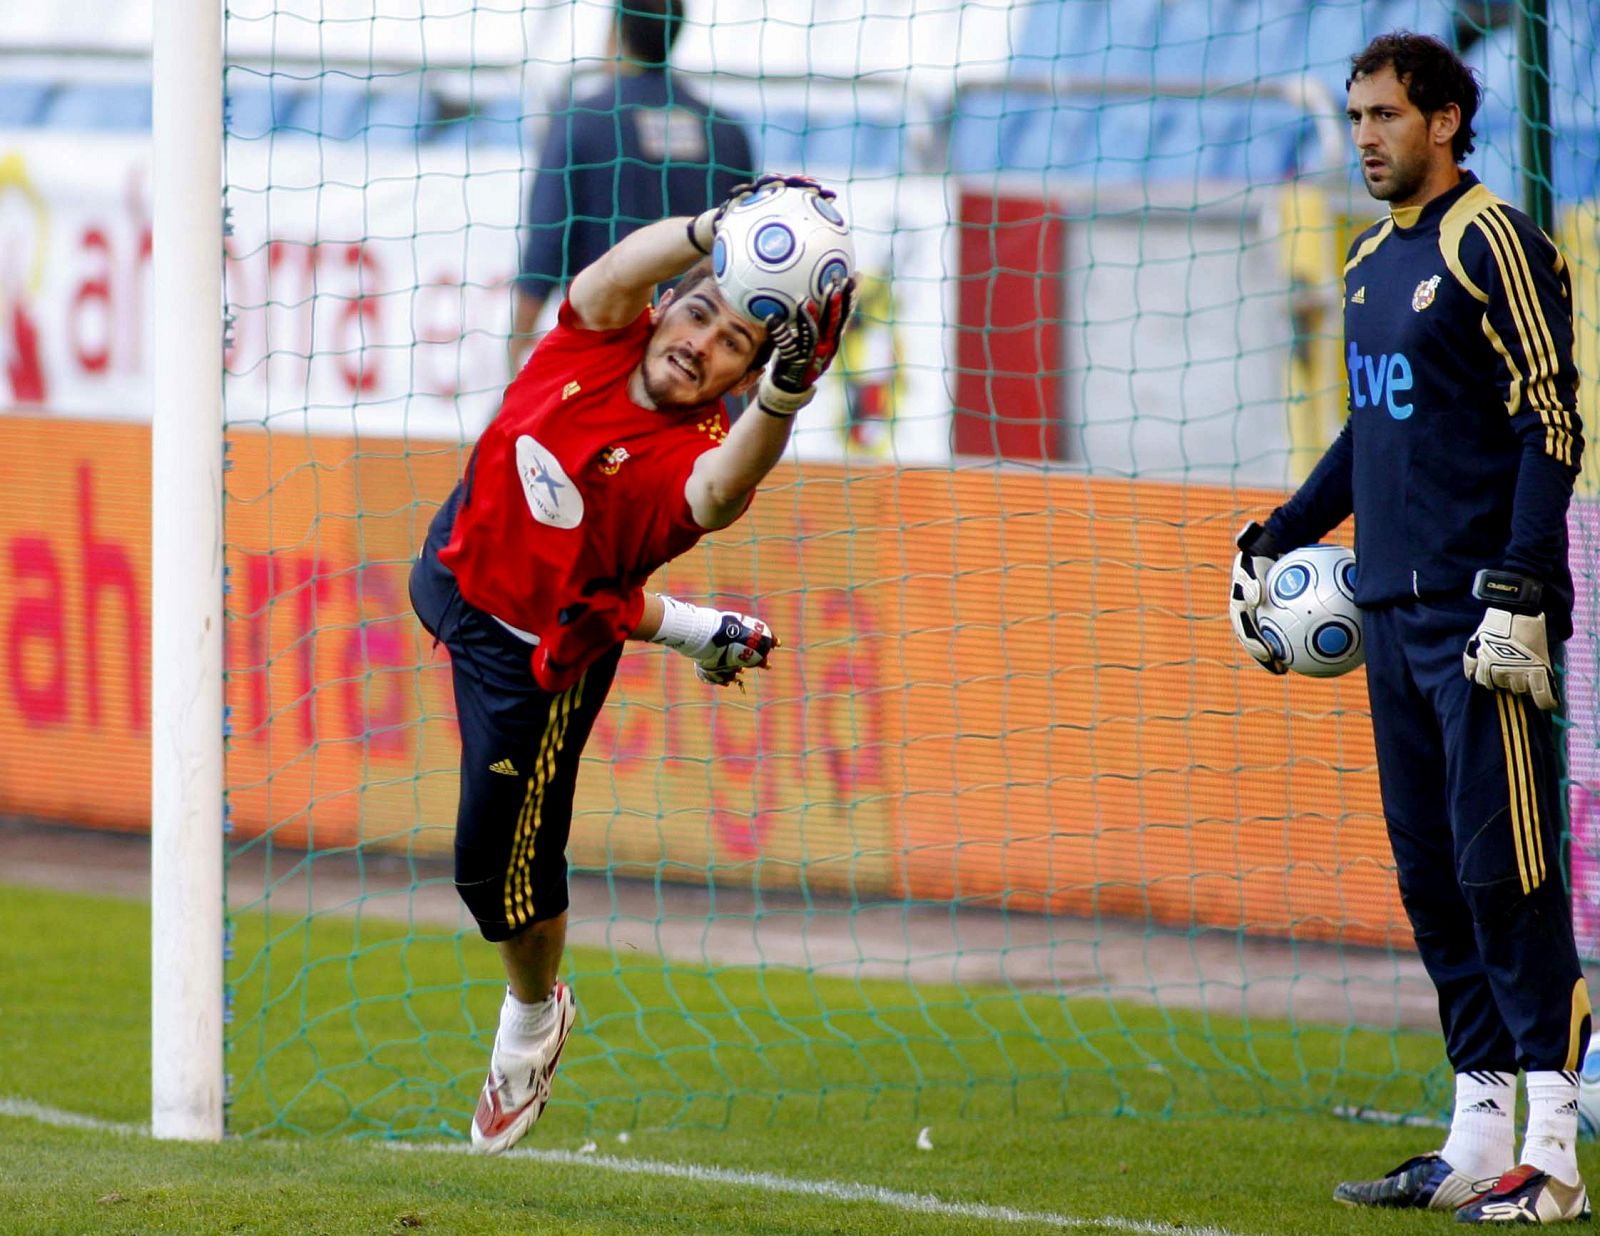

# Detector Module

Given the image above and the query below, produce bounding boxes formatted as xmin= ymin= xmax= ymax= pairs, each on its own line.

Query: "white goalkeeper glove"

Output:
xmin=1229 ymin=520 xmax=1287 ymax=675
xmin=1464 ymin=570 xmax=1559 ymax=710
xmin=649 ymin=594 xmax=779 ymax=688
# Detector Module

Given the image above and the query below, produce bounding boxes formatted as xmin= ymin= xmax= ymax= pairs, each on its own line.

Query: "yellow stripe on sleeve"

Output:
xmin=1480 ymin=207 xmax=1562 ymax=415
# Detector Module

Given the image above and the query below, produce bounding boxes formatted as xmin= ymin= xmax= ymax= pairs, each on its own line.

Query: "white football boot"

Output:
xmin=470 ymin=981 xmax=577 ymax=1155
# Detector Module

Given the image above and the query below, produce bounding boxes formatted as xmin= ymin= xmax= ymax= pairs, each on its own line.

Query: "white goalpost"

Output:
xmin=150 ymin=0 xmax=225 ymax=1141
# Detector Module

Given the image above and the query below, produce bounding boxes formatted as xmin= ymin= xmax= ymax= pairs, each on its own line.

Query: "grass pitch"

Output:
xmin=5 ymin=881 xmax=1596 ymax=1234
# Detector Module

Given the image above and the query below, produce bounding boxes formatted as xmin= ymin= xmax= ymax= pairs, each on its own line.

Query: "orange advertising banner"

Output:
xmin=0 ymin=417 xmax=1401 ymax=944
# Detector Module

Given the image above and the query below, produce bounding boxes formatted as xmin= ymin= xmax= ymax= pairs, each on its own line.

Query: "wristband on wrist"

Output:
xmin=1472 ymin=568 xmax=1544 ymax=614
xmin=1236 ymin=519 xmax=1280 ymax=557
xmin=649 ymin=594 xmax=720 ymax=657
xmin=756 ymin=380 xmax=812 ymax=417
xmin=686 ymin=213 xmax=713 ymax=256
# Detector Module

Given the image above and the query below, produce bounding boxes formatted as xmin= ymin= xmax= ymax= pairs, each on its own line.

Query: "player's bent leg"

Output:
xmin=1335 ymin=1153 xmax=1494 ymax=1210
xmin=471 ymin=978 xmax=578 ymax=1155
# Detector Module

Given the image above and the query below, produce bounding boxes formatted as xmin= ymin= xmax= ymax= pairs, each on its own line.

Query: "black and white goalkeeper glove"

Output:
xmin=1464 ymin=569 xmax=1559 ymax=710
xmin=756 ymin=274 xmax=856 ymax=417
xmin=650 ymin=594 xmax=779 ymax=688
xmin=1229 ymin=520 xmax=1286 ymax=675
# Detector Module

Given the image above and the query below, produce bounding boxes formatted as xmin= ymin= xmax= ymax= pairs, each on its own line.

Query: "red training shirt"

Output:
xmin=440 ymin=300 xmax=731 ymax=691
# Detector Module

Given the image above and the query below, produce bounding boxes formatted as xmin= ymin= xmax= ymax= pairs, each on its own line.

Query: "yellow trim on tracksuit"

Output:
xmin=504 ymin=674 xmax=585 ymax=931
xmin=1494 ymin=689 xmax=1545 ymax=895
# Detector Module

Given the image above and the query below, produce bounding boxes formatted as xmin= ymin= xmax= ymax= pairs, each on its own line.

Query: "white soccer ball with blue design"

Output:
xmin=1579 ymin=1038 xmax=1600 ymax=1138
xmin=1255 ymin=544 xmax=1364 ymax=678
xmin=712 ymin=182 xmax=854 ymax=328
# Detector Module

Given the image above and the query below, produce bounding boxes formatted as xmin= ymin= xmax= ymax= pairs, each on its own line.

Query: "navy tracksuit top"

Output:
xmin=1266 ymin=173 xmax=1583 ymax=640
xmin=517 ymin=69 xmax=756 ymax=301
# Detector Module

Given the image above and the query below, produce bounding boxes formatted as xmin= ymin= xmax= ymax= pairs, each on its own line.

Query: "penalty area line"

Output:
xmin=1 ymin=1096 xmax=1248 ymax=1236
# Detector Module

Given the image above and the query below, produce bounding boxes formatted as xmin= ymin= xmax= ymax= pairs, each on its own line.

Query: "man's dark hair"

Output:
xmin=617 ymin=0 xmax=684 ymax=68
xmin=672 ymin=259 xmax=776 ymax=371
xmin=1348 ymin=31 xmax=1480 ymax=162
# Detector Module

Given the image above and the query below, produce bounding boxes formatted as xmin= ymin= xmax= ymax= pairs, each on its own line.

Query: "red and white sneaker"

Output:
xmin=470 ymin=982 xmax=577 ymax=1155
xmin=1455 ymin=1164 xmax=1590 ymax=1224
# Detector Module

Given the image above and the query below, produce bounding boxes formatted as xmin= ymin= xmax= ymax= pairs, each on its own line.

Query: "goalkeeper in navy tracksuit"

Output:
xmin=1230 ymin=33 xmax=1591 ymax=1224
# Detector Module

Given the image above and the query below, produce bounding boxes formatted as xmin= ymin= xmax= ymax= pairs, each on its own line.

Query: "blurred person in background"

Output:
xmin=508 ymin=0 xmax=756 ymax=374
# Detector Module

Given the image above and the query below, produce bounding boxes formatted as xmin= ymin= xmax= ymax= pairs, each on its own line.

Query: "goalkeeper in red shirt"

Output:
xmin=409 ymin=174 xmax=854 ymax=1154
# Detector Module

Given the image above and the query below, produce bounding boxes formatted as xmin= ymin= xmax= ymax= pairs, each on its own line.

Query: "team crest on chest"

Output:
xmin=696 ymin=415 xmax=727 ymax=444
xmin=597 ymin=445 xmax=631 ymax=476
xmin=1411 ymin=275 xmax=1441 ymax=312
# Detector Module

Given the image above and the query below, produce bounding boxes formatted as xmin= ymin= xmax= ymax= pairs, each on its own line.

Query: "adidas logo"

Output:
xmin=1350 ymin=285 xmax=1366 ymax=304
xmin=1465 ymin=1098 xmax=1505 ymax=1114
xmin=489 ymin=758 xmax=519 ymax=776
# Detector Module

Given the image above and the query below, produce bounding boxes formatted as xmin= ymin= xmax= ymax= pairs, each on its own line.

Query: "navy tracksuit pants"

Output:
xmin=1364 ymin=595 xmax=1590 ymax=1073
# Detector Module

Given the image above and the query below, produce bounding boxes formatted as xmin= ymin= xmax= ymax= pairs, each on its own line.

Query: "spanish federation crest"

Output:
xmin=1412 ymin=275 xmax=1441 ymax=312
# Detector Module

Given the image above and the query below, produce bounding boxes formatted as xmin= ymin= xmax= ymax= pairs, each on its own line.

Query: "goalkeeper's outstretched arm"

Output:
xmin=567 ymin=216 xmax=708 ymax=332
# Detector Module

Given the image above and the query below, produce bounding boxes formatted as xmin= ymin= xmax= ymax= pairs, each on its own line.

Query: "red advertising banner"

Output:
xmin=0 ymin=417 xmax=1403 ymax=944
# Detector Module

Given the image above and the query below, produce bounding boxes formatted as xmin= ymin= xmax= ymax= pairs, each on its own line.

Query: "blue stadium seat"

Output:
xmin=749 ymin=109 xmax=902 ymax=176
xmin=364 ymin=88 xmax=434 ymax=141
xmin=225 ymin=79 xmax=301 ymax=140
xmin=947 ymin=88 xmax=1099 ymax=176
xmin=0 ymin=81 xmax=54 ymax=127
xmin=44 ymin=82 xmax=151 ymax=132
xmin=1010 ymin=0 xmax=1161 ymax=83
xmin=1151 ymin=0 xmax=1307 ymax=86
xmin=295 ymin=83 xmax=375 ymax=141
xmin=456 ymin=94 xmax=523 ymax=147
xmin=1549 ymin=0 xmax=1599 ymax=135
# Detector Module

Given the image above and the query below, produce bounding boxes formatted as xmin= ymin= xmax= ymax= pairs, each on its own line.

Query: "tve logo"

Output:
xmin=1347 ymin=344 xmax=1415 ymax=420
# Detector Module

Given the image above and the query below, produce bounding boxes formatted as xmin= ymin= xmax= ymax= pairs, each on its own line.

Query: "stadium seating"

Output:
xmin=0 ymin=0 xmax=1593 ymax=198
xmin=41 ymin=80 xmax=150 ymax=131
xmin=0 ymin=80 xmax=54 ymax=127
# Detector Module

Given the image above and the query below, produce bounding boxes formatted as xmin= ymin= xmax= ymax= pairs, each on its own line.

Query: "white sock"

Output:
xmin=1522 ymin=1069 xmax=1582 ymax=1186
xmin=497 ymin=986 xmax=558 ymax=1057
xmin=1440 ymin=1070 xmax=1517 ymax=1181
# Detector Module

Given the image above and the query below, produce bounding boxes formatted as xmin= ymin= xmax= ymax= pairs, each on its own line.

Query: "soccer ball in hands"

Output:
xmin=1255 ymin=544 xmax=1364 ymax=678
xmin=712 ymin=182 xmax=854 ymax=328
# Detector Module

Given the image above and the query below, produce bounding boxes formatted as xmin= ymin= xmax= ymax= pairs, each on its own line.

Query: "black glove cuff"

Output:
xmin=1236 ymin=519 xmax=1280 ymax=557
xmin=1472 ymin=568 xmax=1544 ymax=614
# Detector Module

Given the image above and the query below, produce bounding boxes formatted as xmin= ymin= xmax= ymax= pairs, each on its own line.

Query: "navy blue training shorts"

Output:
xmin=408 ymin=488 xmax=621 ymax=942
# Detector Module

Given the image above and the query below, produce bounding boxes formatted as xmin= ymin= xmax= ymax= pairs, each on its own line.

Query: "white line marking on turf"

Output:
xmin=1333 ymin=1104 xmax=1448 ymax=1130
xmin=386 ymin=1139 xmax=1245 ymax=1235
xmin=0 ymin=1096 xmax=145 ymax=1136
xmin=2 ymin=1096 xmax=1246 ymax=1236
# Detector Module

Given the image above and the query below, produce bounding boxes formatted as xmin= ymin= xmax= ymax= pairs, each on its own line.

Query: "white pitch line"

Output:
xmin=391 ymin=1139 xmax=1245 ymax=1235
xmin=0 ymin=1096 xmax=146 ymax=1136
xmin=1 ymin=1096 xmax=1246 ymax=1236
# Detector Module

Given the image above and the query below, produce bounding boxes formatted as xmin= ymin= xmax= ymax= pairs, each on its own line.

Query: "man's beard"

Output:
xmin=1364 ymin=151 xmax=1427 ymax=203
xmin=640 ymin=366 xmax=700 ymax=411
xmin=640 ymin=352 xmax=711 ymax=412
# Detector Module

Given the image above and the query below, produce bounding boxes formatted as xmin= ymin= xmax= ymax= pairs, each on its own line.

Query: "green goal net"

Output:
xmin=218 ymin=0 xmax=1600 ymax=1143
